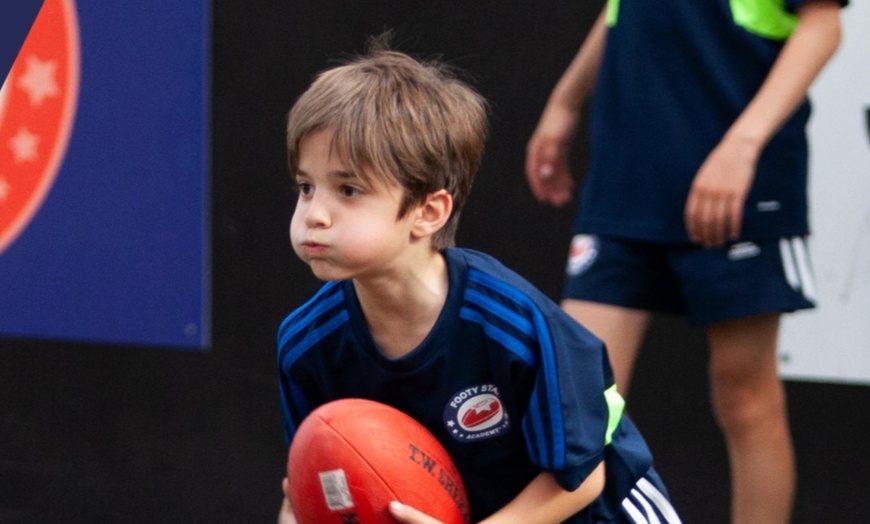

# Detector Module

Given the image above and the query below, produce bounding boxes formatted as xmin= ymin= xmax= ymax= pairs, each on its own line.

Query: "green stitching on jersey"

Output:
xmin=730 ymin=0 xmax=797 ymax=40
xmin=604 ymin=384 xmax=625 ymax=445
xmin=606 ymin=0 xmax=620 ymax=27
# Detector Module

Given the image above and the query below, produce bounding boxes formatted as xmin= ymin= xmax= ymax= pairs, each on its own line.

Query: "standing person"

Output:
xmin=525 ymin=1 xmax=844 ymax=522
xmin=278 ymin=38 xmax=681 ymax=523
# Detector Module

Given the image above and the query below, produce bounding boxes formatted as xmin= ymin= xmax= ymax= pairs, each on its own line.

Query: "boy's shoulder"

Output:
xmin=448 ymin=247 xmax=602 ymax=344
xmin=447 ymin=247 xmax=529 ymax=286
xmin=277 ymin=280 xmax=348 ymax=348
xmin=446 ymin=247 xmax=558 ymax=310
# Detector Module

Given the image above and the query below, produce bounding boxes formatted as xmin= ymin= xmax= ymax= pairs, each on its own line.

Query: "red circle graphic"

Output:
xmin=0 ymin=0 xmax=80 ymax=254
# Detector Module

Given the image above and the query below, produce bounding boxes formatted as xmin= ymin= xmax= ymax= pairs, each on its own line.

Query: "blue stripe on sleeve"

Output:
xmin=467 ymin=268 xmax=567 ymax=469
xmin=280 ymin=309 xmax=349 ymax=369
xmin=464 ymin=287 xmax=534 ymax=337
xmin=531 ymin=307 xmax=566 ymax=469
xmin=459 ymin=307 xmax=537 ymax=366
xmin=277 ymin=281 xmax=340 ymax=333
xmin=277 ymin=285 xmax=344 ymax=349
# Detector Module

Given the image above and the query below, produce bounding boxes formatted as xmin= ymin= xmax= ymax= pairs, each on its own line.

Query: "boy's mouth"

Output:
xmin=301 ymin=241 xmax=327 ymax=255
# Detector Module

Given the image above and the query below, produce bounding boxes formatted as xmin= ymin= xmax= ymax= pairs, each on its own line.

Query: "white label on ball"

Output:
xmin=319 ymin=469 xmax=355 ymax=511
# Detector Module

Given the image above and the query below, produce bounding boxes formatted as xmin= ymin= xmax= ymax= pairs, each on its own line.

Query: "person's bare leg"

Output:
xmin=707 ymin=314 xmax=794 ymax=524
xmin=561 ymin=300 xmax=650 ymax=396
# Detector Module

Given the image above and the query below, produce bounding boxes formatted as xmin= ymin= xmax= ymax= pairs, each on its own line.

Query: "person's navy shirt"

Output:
xmin=579 ymin=0 xmax=841 ymax=243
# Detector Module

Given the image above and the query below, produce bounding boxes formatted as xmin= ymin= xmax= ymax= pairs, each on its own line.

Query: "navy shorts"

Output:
xmin=562 ymin=234 xmax=816 ymax=326
xmin=620 ymin=467 xmax=681 ymax=523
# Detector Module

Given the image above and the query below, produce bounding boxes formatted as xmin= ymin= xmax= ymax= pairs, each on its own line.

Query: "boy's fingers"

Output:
xmin=389 ymin=501 xmax=443 ymax=524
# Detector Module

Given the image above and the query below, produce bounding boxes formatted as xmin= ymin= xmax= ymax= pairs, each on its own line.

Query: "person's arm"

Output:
xmin=525 ymin=8 xmax=608 ymax=207
xmin=684 ymin=0 xmax=842 ymax=247
xmin=390 ymin=463 xmax=606 ymax=524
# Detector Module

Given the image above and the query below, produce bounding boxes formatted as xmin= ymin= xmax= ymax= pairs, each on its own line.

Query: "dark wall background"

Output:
xmin=2 ymin=1 xmax=869 ymax=522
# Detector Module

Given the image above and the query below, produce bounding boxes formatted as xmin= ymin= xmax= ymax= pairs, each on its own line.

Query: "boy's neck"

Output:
xmin=353 ymin=250 xmax=449 ymax=360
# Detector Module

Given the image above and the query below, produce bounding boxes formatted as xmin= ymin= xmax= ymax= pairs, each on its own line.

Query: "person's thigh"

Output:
xmin=562 ymin=300 xmax=650 ymax=392
xmin=561 ymin=234 xmax=682 ymax=390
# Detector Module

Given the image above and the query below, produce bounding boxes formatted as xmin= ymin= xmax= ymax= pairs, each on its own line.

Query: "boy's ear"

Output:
xmin=412 ymin=189 xmax=453 ymax=239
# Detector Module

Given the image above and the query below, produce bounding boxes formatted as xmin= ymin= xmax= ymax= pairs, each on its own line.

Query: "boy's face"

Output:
xmin=290 ymin=129 xmax=418 ymax=281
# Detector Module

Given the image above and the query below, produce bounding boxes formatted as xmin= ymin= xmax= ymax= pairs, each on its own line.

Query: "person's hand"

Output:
xmin=684 ymin=134 xmax=759 ymax=247
xmin=525 ymin=105 xmax=579 ymax=207
xmin=388 ymin=501 xmax=444 ymax=524
xmin=278 ymin=478 xmax=298 ymax=524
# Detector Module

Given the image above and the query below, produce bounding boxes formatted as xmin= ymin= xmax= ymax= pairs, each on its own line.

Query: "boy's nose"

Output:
xmin=303 ymin=196 xmax=330 ymax=228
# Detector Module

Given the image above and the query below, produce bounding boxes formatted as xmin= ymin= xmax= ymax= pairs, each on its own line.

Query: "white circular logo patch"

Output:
xmin=566 ymin=234 xmax=598 ymax=276
xmin=443 ymin=385 xmax=510 ymax=442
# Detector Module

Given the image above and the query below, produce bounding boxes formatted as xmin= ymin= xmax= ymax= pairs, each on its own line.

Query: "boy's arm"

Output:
xmin=684 ymin=0 xmax=843 ymax=247
xmin=277 ymin=478 xmax=297 ymax=524
xmin=525 ymin=8 xmax=607 ymax=207
xmin=480 ymin=464 xmax=606 ymax=524
xmin=390 ymin=463 xmax=606 ymax=524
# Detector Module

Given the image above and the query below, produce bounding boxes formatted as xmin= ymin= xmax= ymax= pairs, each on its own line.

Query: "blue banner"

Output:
xmin=0 ymin=0 xmax=210 ymax=349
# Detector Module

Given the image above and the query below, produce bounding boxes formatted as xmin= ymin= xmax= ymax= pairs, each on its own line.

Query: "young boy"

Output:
xmin=277 ymin=40 xmax=680 ymax=523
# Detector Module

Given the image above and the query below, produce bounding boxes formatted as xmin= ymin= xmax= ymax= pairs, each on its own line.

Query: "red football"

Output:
xmin=287 ymin=398 xmax=470 ymax=524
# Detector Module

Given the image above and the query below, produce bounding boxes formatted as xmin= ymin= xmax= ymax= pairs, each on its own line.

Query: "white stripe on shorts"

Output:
xmin=631 ymin=488 xmax=662 ymax=524
xmin=779 ymin=238 xmax=801 ymax=291
xmin=778 ymin=237 xmax=817 ymax=302
xmin=790 ymin=237 xmax=817 ymax=302
xmin=637 ymin=477 xmax=682 ymax=523
xmin=622 ymin=499 xmax=648 ymax=524
xmin=622 ymin=476 xmax=682 ymax=523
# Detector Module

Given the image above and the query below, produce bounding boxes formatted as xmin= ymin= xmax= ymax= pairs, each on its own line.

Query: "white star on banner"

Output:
xmin=9 ymin=128 xmax=39 ymax=163
xmin=17 ymin=54 xmax=60 ymax=107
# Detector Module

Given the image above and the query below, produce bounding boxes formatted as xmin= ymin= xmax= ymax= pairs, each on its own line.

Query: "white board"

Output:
xmin=779 ymin=1 xmax=870 ymax=384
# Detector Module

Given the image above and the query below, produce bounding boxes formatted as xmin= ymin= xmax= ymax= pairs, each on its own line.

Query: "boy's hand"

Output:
xmin=279 ymin=486 xmax=444 ymax=524
xmin=278 ymin=478 xmax=298 ymax=524
xmin=388 ymin=501 xmax=444 ymax=524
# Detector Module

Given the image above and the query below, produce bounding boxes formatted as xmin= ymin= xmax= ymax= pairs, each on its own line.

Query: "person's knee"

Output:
xmin=709 ymin=368 xmax=787 ymax=437
xmin=706 ymin=314 xmax=786 ymax=437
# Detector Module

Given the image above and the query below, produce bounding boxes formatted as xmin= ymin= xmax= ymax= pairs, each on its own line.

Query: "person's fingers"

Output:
xmin=685 ymin=189 xmax=701 ymax=244
xmin=727 ymin=196 xmax=743 ymax=242
xmin=388 ymin=501 xmax=444 ymax=524
xmin=704 ymin=198 xmax=728 ymax=247
xmin=525 ymin=138 xmax=548 ymax=202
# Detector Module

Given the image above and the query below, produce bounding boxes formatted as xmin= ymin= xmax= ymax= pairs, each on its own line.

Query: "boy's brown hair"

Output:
xmin=286 ymin=36 xmax=489 ymax=250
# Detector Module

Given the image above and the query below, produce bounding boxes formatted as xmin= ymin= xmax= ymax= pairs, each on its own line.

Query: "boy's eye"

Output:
xmin=294 ymin=182 xmax=313 ymax=196
xmin=339 ymin=185 xmax=362 ymax=198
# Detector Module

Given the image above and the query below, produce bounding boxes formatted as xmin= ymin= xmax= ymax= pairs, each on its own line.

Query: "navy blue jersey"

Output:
xmin=578 ymin=0 xmax=843 ymax=243
xmin=278 ymin=248 xmax=655 ymax=522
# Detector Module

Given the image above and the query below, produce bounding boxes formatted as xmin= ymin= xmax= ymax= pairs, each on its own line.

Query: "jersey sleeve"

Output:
xmin=521 ymin=303 xmax=623 ymax=491
xmin=278 ymin=364 xmax=309 ymax=446
xmin=276 ymin=280 xmax=347 ymax=446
